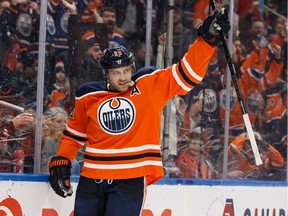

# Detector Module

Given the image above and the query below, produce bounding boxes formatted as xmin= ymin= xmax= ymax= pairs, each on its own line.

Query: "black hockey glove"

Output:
xmin=197 ymin=8 xmax=230 ymax=46
xmin=49 ymin=156 xmax=73 ymax=198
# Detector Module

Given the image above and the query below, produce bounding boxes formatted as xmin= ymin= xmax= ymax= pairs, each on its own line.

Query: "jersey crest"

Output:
xmin=47 ymin=14 xmax=56 ymax=35
xmin=16 ymin=13 xmax=32 ymax=37
xmin=98 ymin=97 xmax=136 ymax=135
xmin=197 ymin=88 xmax=217 ymax=113
xmin=246 ymin=92 xmax=263 ymax=114
xmin=60 ymin=12 xmax=70 ymax=34
xmin=219 ymin=88 xmax=237 ymax=110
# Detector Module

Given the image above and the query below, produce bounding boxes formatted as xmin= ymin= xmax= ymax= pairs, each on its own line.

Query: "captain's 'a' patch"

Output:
xmin=131 ymin=85 xmax=140 ymax=96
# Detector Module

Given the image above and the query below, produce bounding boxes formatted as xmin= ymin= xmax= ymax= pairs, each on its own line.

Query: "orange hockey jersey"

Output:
xmin=57 ymin=38 xmax=215 ymax=185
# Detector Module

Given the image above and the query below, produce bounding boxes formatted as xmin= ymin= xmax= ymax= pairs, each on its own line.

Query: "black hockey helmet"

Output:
xmin=100 ymin=46 xmax=134 ymax=70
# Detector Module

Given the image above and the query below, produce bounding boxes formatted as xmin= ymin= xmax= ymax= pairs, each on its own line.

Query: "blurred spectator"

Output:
xmin=53 ymin=76 xmax=73 ymax=112
xmin=219 ymin=38 xmax=284 ymax=139
xmin=262 ymin=81 xmax=287 ymax=145
xmin=181 ymin=0 xmax=196 ymax=29
xmin=48 ymin=61 xmax=67 ymax=108
xmin=135 ymin=43 xmax=146 ymax=70
xmin=237 ymin=0 xmax=260 ymax=20
xmin=41 ymin=107 xmax=68 ymax=173
xmin=22 ymin=60 xmax=42 ymax=109
xmin=0 ymin=111 xmax=34 ymax=173
xmin=74 ymin=30 xmax=105 ymax=85
xmin=47 ymin=0 xmax=90 ymax=57
xmin=80 ymin=0 xmax=103 ymax=31
xmin=1 ymin=112 xmax=34 ymax=134
xmin=227 ymin=134 xmax=285 ymax=180
xmin=239 ymin=18 xmax=265 ymax=54
xmin=172 ymin=4 xmax=197 ymax=63
xmin=0 ymin=0 xmax=39 ymax=49
xmin=19 ymin=110 xmax=53 ymax=169
xmin=179 ymin=49 xmax=222 ymax=141
xmin=62 ymin=0 xmax=105 ymax=90
xmin=268 ymin=18 xmax=286 ymax=42
xmin=117 ymin=0 xmax=145 ymax=52
xmin=41 ymin=106 xmax=79 ymax=174
xmin=100 ymin=7 xmax=127 ymax=48
xmin=134 ymin=42 xmax=154 ymax=71
xmin=231 ymin=38 xmax=246 ymax=77
xmin=0 ymin=44 xmax=36 ymax=105
xmin=175 ymin=130 xmax=217 ymax=179
xmin=0 ymin=1 xmax=10 ymax=16
xmin=46 ymin=107 xmax=67 ymax=142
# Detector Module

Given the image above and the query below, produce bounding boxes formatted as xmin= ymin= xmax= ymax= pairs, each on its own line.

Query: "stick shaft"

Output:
xmin=219 ymin=28 xmax=263 ymax=166
xmin=209 ymin=0 xmax=263 ymax=165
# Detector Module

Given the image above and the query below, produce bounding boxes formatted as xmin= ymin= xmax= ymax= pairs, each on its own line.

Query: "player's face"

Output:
xmin=107 ymin=65 xmax=133 ymax=92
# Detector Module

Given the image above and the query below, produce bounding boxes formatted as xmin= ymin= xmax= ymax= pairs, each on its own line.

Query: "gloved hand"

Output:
xmin=48 ymin=156 xmax=73 ymax=198
xmin=197 ymin=8 xmax=231 ymax=46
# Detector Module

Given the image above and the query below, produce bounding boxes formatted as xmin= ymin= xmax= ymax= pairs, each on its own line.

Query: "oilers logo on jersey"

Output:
xmin=98 ymin=97 xmax=136 ymax=135
xmin=197 ymin=89 xmax=217 ymax=113
xmin=16 ymin=13 xmax=32 ymax=37
xmin=246 ymin=92 xmax=263 ymax=114
xmin=219 ymin=88 xmax=238 ymax=110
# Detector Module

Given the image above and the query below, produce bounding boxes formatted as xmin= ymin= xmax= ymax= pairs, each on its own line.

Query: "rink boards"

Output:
xmin=0 ymin=174 xmax=287 ymax=216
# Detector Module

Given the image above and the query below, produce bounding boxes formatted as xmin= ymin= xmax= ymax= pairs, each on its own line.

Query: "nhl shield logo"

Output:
xmin=98 ymin=97 xmax=136 ymax=135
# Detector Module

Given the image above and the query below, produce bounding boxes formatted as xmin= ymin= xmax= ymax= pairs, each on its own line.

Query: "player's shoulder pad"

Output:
xmin=132 ymin=66 xmax=158 ymax=81
xmin=75 ymin=81 xmax=107 ymax=97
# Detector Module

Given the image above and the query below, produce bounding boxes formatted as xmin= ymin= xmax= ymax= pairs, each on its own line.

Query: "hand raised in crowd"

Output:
xmin=158 ymin=33 xmax=167 ymax=46
xmin=248 ymin=1 xmax=259 ymax=13
xmin=61 ymin=0 xmax=77 ymax=15
xmin=252 ymin=36 xmax=268 ymax=49
xmin=269 ymin=43 xmax=282 ymax=60
xmin=29 ymin=1 xmax=40 ymax=14
xmin=90 ymin=8 xmax=103 ymax=23
xmin=12 ymin=113 xmax=34 ymax=130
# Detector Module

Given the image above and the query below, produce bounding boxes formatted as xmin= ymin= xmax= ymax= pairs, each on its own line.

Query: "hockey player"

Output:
xmin=48 ymin=8 xmax=230 ymax=216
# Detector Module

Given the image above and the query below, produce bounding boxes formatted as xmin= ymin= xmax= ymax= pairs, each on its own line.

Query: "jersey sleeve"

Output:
xmin=155 ymin=37 xmax=215 ymax=100
xmin=57 ymin=95 xmax=89 ymax=162
xmin=264 ymin=59 xmax=284 ymax=87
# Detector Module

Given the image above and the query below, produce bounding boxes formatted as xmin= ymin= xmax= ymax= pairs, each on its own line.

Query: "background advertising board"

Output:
xmin=0 ymin=175 xmax=287 ymax=216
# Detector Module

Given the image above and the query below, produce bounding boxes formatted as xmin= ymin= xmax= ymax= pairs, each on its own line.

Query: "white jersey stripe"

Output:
xmin=65 ymin=124 xmax=87 ymax=138
xmin=84 ymin=160 xmax=163 ymax=169
xmin=172 ymin=64 xmax=191 ymax=92
xmin=86 ymin=144 xmax=161 ymax=154
xmin=182 ymin=56 xmax=202 ymax=81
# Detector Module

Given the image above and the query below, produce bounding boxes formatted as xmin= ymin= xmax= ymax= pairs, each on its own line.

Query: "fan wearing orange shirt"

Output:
xmin=227 ymin=134 xmax=285 ymax=180
xmin=48 ymin=8 xmax=230 ymax=216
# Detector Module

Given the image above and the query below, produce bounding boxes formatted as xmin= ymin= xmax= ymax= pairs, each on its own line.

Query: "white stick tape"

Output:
xmin=243 ymin=113 xmax=263 ymax=165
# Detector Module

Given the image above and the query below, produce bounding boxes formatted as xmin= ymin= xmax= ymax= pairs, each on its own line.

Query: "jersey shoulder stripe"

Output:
xmin=75 ymin=81 xmax=107 ymax=97
xmin=178 ymin=61 xmax=197 ymax=86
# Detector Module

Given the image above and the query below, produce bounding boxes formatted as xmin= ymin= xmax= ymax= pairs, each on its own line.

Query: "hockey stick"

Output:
xmin=209 ymin=0 xmax=263 ymax=165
